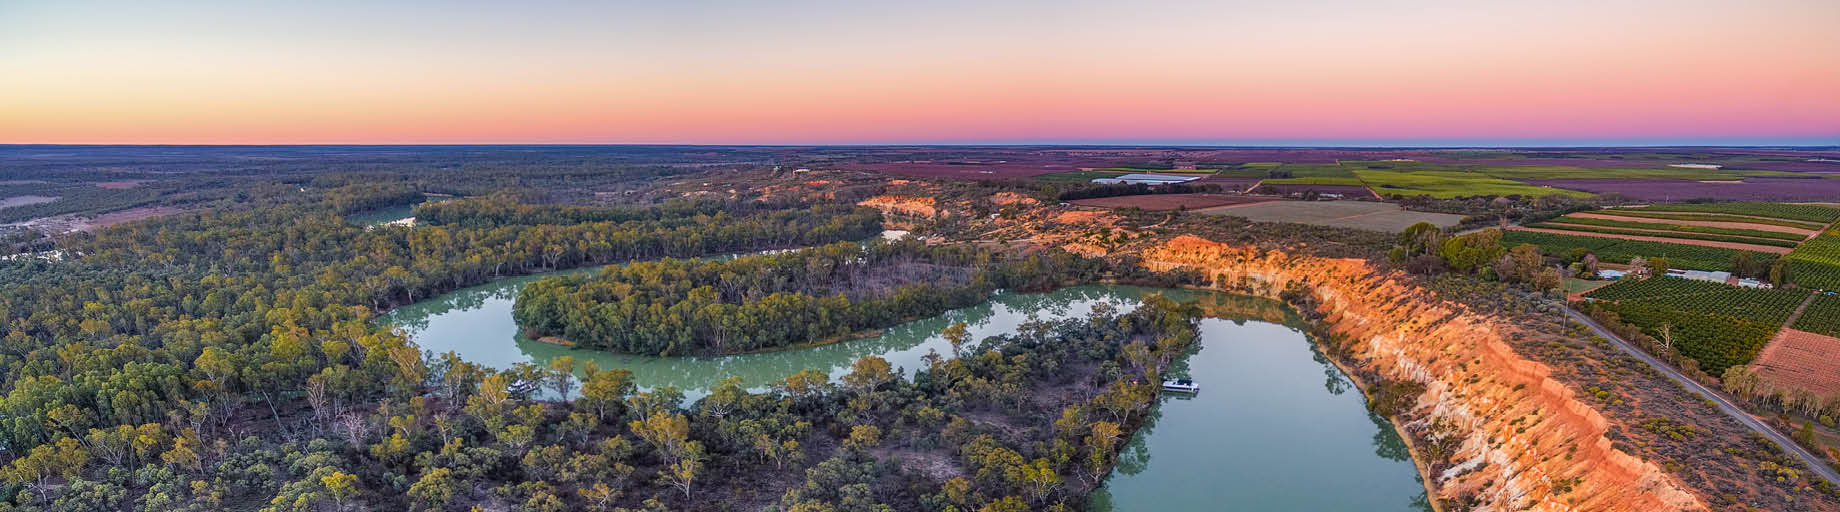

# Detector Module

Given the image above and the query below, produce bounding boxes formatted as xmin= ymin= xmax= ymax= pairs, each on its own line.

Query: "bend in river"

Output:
xmin=382 ymin=278 xmax=1428 ymax=510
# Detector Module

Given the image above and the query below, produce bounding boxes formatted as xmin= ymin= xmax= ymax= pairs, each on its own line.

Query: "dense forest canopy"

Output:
xmin=0 ymin=183 xmax=912 ymax=509
xmin=412 ymin=196 xmax=816 ymax=229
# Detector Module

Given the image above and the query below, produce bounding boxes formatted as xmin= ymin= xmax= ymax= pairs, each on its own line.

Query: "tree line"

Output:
xmin=412 ymin=195 xmax=810 ymax=229
xmin=513 ymin=239 xmax=1191 ymax=356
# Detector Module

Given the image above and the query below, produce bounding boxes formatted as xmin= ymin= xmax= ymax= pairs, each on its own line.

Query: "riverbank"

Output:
xmin=1135 ymin=234 xmax=1704 ymax=511
xmin=385 ymin=279 xmax=1430 ymax=509
xmin=1167 ymin=282 xmax=1442 ymax=511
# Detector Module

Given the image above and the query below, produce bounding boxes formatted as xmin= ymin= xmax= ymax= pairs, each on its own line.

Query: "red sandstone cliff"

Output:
xmin=1138 ymin=235 xmax=1703 ymax=512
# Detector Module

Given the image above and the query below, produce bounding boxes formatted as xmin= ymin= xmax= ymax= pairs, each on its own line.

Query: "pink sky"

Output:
xmin=2 ymin=1 xmax=1837 ymax=145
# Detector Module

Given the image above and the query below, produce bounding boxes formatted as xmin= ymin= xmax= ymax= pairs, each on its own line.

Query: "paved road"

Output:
xmin=1564 ymin=307 xmax=1840 ymax=486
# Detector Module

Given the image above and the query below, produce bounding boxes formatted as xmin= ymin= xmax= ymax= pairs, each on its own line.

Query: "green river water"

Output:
xmin=379 ymin=272 xmax=1428 ymax=511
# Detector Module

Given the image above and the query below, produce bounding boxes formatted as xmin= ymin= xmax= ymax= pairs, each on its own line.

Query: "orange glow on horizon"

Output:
xmin=2 ymin=1 xmax=1836 ymax=145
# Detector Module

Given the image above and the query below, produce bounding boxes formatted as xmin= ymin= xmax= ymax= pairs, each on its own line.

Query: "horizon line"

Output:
xmin=4 ymin=142 xmax=1838 ymax=150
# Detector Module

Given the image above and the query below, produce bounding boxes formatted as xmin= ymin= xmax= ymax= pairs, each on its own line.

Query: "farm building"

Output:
xmin=1665 ymin=269 xmax=1734 ymax=284
xmin=1092 ymin=173 xmax=1201 ymax=185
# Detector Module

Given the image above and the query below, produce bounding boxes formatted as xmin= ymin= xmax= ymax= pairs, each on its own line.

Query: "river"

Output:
xmin=379 ymin=276 xmax=1427 ymax=510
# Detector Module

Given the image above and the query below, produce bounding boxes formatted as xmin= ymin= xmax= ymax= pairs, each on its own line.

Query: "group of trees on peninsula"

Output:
xmin=514 ymin=240 xmax=1199 ymax=356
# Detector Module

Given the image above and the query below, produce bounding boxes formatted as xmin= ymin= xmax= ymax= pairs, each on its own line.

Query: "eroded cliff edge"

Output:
xmin=1137 ymin=234 xmax=1703 ymax=512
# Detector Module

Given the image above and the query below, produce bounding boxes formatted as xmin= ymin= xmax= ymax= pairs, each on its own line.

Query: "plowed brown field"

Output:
xmin=1754 ymin=328 xmax=1840 ymax=396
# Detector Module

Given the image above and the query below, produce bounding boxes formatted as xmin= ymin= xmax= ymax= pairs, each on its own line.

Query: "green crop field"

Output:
xmin=1339 ymin=160 xmax=1464 ymax=172
xmin=1270 ymin=163 xmax=1356 ymax=178
xmin=1502 ymin=230 xmax=1774 ymax=271
xmin=1585 ymin=276 xmax=1736 ymax=301
xmin=1543 ymin=215 xmax=1806 ymax=241
xmin=1622 ymin=202 xmax=1840 ymax=223
xmin=1261 ymin=176 xmax=1365 ymax=186
xmin=1591 ymin=300 xmax=1778 ymax=375
xmin=1793 ymin=294 xmax=1840 ymax=338
xmin=1584 ymin=277 xmax=1806 ymax=374
xmin=1356 ymin=170 xmax=1594 ymax=199
xmin=1212 ymin=162 xmax=1282 ymax=178
xmin=1525 ymin=222 xmax=1799 ymax=248
xmin=1587 ymin=209 xmax=1827 ymax=230
xmin=1501 ymin=230 xmax=1624 ymax=251
xmin=1788 ymin=231 xmax=1840 ymax=290
xmin=1585 ymin=278 xmax=1809 ymax=327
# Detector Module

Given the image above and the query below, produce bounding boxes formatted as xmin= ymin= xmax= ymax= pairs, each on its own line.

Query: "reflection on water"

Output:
xmin=381 ymin=276 xmax=1426 ymax=510
xmin=382 ymin=277 xmax=1204 ymax=401
xmin=1088 ymin=318 xmax=1430 ymax=512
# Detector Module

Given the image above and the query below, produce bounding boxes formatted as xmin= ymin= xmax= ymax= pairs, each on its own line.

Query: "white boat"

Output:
xmin=1161 ymin=379 xmax=1199 ymax=393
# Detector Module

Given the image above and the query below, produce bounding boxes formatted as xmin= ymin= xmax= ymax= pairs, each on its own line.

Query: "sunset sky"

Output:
xmin=4 ymin=0 xmax=1837 ymax=146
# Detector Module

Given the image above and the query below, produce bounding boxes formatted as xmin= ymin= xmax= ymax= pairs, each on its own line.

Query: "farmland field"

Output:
xmin=1793 ymin=295 xmax=1840 ymax=338
xmin=1068 ymin=193 xmax=1267 ymax=211
xmin=1034 ymin=169 xmax=1128 ymax=182
xmin=1267 ymin=163 xmax=1356 ymax=178
xmin=1590 ymin=299 xmax=1777 ymax=375
xmin=1542 ymin=215 xmax=1806 ymax=241
xmin=1523 ymin=177 xmax=1840 ymax=202
xmin=1562 ymin=212 xmax=1817 ymax=236
xmin=1357 ymin=170 xmax=1593 ymax=199
xmin=1585 ymin=209 xmax=1827 ymax=231
xmin=1194 ymin=200 xmax=1463 ymax=232
xmin=1507 ymin=226 xmax=1791 ymax=254
xmin=1501 ymin=230 xmax=1777 ymax=271
xmin=1585 ymin=278 xmax=1809 ymax=327
xmin=1619 ymin=202 xmax=1840 ymax=224
xmin=1753 ymin=328 xmax=1840 ymax=397
xmin=1524 ymin=222 xmax=1799 ymax=248
xmin=1261 ymin=176 xmax=1364 ymax=186
xmin=1249 ymin=183 xmax=1375 ymax=197
xmin=1477 ymin=166 xmax=1799 ymax=180
xmin=1788 ymin=231 xmax=1840 ymax=291
xmin=1583 ymin=276 xmax=1814 ymax=376
xmin=1211 ymin=162 xmax=1283 ymax=178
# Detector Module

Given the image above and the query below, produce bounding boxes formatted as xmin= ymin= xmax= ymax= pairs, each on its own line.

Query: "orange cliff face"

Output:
xmin=1137 ymin=235 xmax=1704 ymax=512
xmin=856 ymin=195 xmax=941 ymax=218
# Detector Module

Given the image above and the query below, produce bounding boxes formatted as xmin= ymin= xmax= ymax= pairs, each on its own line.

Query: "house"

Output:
xmin=1736 ymin=279 xmax=1771 ymax=289
xmin=1091 ymin=173 xmax=1201 ymax=185
xmin=1598 ymin=269 xmax=1627 ymax=280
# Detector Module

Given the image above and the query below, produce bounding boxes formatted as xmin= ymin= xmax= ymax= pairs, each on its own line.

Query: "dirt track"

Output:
xmin=1507 ymin=226 xmax=1792 ymax=254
